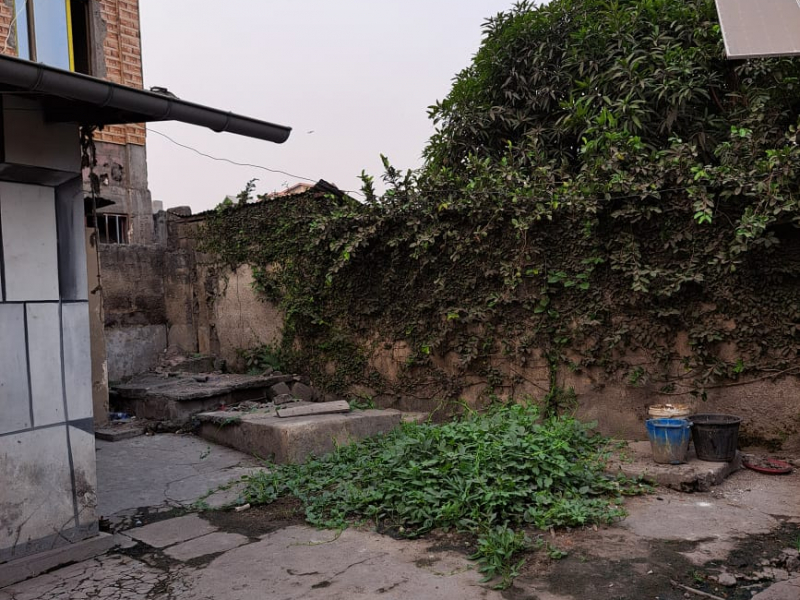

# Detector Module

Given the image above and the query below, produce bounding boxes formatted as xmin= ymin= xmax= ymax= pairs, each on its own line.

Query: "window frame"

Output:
xmin=86 ymin=213 xmax=130 ymax=245
xmin=12 ymin=0 xmax=85 ymax=72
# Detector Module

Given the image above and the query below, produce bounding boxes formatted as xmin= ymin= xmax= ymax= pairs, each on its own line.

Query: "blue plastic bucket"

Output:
xmin=645 ymin=418 xmax=692 ymax=465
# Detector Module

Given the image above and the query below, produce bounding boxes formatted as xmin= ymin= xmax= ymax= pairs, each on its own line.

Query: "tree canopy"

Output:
xmin=204 ymin=0 xmax=800 ymax=398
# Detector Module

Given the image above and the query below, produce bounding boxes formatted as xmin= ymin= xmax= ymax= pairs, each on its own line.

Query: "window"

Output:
xmin=12 ymin=0 xmax=91 ymax=73
xmin=86 ymin=213 xmax=129 ymax=244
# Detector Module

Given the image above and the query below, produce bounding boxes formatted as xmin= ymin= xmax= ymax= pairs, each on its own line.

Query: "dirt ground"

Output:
xmin=5 ymin=435 xmax=798 ymax=600
xmin=181 ymin=466 xmax=800 ymax=600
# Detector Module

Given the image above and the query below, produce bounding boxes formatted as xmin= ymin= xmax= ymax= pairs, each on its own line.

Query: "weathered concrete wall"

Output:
xmin=365 ymin=339 xmax=800 ymax=451
xmin=208 ymin=265 xmax=283 ymax=369
xmin=166 ymin=215 xmax=284 ymax=371
xmin=104 ymin=325 xmax=167 ymax=382
xmin=92 ymin=142 xmax=153 ymax=245
xmin=99 ymin=244 xmax=167 ymax=381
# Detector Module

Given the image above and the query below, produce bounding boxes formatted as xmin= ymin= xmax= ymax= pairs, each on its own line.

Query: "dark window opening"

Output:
xmin=70 ymin=0 xmax=91 ymax=75
xmin=86 ymin=213 xmax=129 ymax=244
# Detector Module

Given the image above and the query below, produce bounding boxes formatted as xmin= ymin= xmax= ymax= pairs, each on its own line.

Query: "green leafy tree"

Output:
xmin=203 ymin=0 xmax=800 ymax=397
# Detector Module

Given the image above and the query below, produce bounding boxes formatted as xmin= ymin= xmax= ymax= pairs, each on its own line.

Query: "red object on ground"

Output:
xmin=742 ymin=457 xmax=793 ymax=475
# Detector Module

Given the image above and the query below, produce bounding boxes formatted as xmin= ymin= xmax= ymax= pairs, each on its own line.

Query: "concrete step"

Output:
xmin=607 ymin=440 xmax=742 ymax=492
xmin=196 ymin=405 xmax=406 ymax=464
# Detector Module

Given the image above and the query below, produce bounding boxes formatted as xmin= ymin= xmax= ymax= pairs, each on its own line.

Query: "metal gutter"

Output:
xmin=0 ymin=55 xmax=291 ymax=143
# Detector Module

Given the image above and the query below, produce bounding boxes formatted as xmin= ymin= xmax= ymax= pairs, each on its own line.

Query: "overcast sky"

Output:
xmin=138 ymin=1 xmax=515 ymax=212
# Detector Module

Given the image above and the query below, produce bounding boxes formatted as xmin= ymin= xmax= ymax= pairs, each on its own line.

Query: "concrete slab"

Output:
xmin=164 ymin=531 xmax=249 ymax=561
xmin=197 ymin=407 xmax=404 ymax=463
xmin=620 ymin=490 xmax=779 ymax=564
xmin=112 ymin=373 xmax=296 ymax=425
xmin=96 ymin=434 xmax=261 ymax=519
xmin=180 ymin=525 xmax=492 ymax=599
xmin=125 ymin=514 xmax=217 ymax=548
xmin=607 ymin=440 xmax=742 ymax=492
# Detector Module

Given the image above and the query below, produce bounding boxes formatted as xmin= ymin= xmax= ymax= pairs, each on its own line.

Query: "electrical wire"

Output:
xmin=148 ymin=127 xmax=369 ymax=198
xmin=147 ymin=128 xmax=726 ymax=205
xmin=147 ymin=128 xmax=319 ymax=184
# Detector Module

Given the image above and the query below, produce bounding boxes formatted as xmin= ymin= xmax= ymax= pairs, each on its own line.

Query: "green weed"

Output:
xmin=241 ymin=402 xmax=644 ymax=588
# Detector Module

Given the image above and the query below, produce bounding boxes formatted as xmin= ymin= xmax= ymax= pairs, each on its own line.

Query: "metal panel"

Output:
xmin=715 ymin=0 xmax=800 ymax=59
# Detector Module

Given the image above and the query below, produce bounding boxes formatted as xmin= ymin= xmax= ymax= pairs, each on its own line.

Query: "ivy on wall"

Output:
xmin=201 ymin=0 xmax=800 ymax=400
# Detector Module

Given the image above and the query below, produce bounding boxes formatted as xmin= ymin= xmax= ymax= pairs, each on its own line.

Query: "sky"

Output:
xmin=138 ymin=1 xmax=516 ymax=212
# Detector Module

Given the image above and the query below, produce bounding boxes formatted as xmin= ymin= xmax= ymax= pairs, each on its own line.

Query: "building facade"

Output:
xmin=0 ymin=0 xmax=152 ymax=245
xmin=0 ymin=2 xmax=289 ymax=581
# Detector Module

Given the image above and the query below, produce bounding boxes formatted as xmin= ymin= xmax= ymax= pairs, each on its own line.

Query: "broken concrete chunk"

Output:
xmin=713 ymin=572 xmax=738 ymax=587
xmin=273 ymin=394 xmax=296 ymax=406
xmin=267 ymin=382 xmax=292 ymax=399
xmin=290 ymin=382 xmax=317 ymax=402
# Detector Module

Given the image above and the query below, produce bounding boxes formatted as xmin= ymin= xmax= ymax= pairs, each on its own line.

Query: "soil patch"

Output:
xmin=202 ymin=497 xmax=306 ymax=540
xmin=509 ymin=520 xmax=800 ymax=599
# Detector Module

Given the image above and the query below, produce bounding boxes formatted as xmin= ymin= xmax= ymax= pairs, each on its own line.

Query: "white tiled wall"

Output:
xmin=0 ymin=304 xmax=31 ymax=434
xmin=0 ymin=182 xmax=59 ymax=302
xmin=62 ymin=303 xmax=93 ymax=421
xmin=27 ymin=303 xmax=66 ymax=427
xmin=0 ymin=179 xmax=98 ymax=563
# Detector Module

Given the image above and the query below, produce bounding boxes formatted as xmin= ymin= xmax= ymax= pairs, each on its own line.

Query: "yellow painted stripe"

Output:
xmin=65 ymin=0 xmax=74 ymax=71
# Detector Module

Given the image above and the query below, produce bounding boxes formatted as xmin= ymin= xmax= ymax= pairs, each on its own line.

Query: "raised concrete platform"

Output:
xmin=112 ymin=373 xmax=298 ymax=426
xmin=607 ymin=440 xmax=742 ymax=492
xmin=197 ymin=405 xmax=405 ymax=463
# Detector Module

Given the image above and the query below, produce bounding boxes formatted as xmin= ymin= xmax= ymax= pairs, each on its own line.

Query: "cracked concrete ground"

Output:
xmin=96 ymin=434 xmax=262 ymax=526
xmin=2 ymin=434 xmax=799 ymax=599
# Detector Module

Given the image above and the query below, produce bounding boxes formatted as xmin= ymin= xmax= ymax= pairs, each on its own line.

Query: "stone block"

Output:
xmin=62 ymin=303 xmax=93 ymax=421
xmin=290 ymin=382 xmax=317 ymax=402
xmin=163 ymin=531 xmax=249 ymax=561
xmin=197 ymin=408 xmax=404 ymax=464
xmin=0 ymin=304 xmax=31 ymax=434
xmin=0 ymin=182 xmax=59 ymax=301
xmin=267 ymin=382 xmax=291 ymax=399
xmin=125 ymin=514 xmax=216 ymax=548
xmin=26 ymin=303 xmax=65 ymax=427
xmin=273 ymin=393 xmax=295 ymax=405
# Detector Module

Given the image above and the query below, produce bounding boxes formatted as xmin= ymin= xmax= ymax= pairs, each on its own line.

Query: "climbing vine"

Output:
xmin=201 ymin=0 xmax=800 ymax=400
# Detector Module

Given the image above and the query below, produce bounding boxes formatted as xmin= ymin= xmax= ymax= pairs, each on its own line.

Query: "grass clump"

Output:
xmin=242 ymin=402 xmax=645 ymax=588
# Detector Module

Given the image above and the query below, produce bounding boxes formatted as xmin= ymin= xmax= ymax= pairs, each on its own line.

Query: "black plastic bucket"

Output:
xmin=689 ymin=414 xmax=741 ymax=462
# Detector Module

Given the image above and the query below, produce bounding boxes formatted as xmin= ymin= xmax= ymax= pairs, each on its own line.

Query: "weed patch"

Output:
xmin=242 ymin=402 xmax=646 ymax=588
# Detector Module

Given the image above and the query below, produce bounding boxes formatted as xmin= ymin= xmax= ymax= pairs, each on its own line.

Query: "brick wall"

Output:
xmin=0 ymin=1 xmax=145 ymax=147
xmin=0 ymin=2 xmax=19 ymax=57
xmin=95 ymin=0 xmax=146 ymax=146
